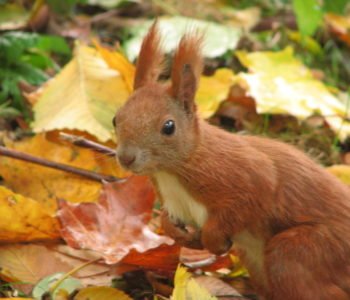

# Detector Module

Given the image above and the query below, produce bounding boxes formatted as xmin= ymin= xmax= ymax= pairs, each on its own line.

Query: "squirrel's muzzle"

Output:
xmin=118 ymin=153 xmax=136 ymax=168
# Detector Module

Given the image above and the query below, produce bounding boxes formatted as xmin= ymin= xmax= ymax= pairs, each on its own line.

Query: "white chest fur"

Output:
xmin=153 ymin=171 xmax=208 ymax=228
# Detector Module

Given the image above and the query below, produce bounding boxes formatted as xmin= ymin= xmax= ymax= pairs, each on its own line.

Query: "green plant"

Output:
xmin=293 ymin=0 xmax=348 ymax=37
xmin=0 ymin=32 xmax=70 ymax=118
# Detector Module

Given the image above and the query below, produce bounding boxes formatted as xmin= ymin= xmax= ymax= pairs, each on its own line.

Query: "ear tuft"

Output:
xmin=171 ymin=32 xmax=204 ymax=113
xmin=134 ymin=21 xmax=165 ymax=90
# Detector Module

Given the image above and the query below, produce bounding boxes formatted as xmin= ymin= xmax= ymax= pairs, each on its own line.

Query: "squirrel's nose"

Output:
xmin=118 ymin=154 xmax=136 ymax=168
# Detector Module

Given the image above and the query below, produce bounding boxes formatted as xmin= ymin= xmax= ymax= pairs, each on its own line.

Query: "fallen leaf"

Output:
xmin=172 ymin=266 xmax=217 ymax=300
xmin=226 ymin=7 xmax=261 ymax=32
xmin=0 ymin=244 xmax=73 ymax=294
xmin=124 ymin=16 xmax=241 ymax=61
xmin=327 ymin=165 xmax=350 ymax=185
xmin=0 ymin=187 xmax=59 ymax=242
xmin=195 ymin=276 xmax=245 ymax=299
xmin=0 ymin=3 xmax=29 ymax=30
xmin=58 ymin=176 xmax=173 ymax=264
xmin=180 ymin=248 xmax=216 ymax=268
xmin=0 ymin=134 xmax=125 ymax=213
xmin=32 ymin=272 xmax=82 ymax=300
xmin=325 ymin=13 xmax=350 ymax=46
xmin=75 ymin=286 xmax=132 ymax=300
xmin=121 ymin=244 xmax=181 ymax=272
xmin=235 ymin=47 xmax=350 ymax=140
xmin=197 ymin=69 xmax=235 ymax=119
xmin=94 ymin=41 xmax=135 ymax=92
xmin=32 ymin=43 xmax=133 ymax=142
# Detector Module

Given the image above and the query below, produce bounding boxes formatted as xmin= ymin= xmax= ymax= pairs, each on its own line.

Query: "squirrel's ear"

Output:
xmin=176 ymin=64 xmax=197 ymax=113
xmin=134 ymin=21 xmax=164 ymax=90
xmin=171 ymin=33 xmax=203 ymax=114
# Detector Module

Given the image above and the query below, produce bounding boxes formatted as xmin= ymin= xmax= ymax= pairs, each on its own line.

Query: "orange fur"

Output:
xmin=171 ymin=32 xmax=203 ymax=98
xmin=114 ymin=23 xmax=350 ymax=300
xmin=133 ymin=21 xmax=164 ymax=89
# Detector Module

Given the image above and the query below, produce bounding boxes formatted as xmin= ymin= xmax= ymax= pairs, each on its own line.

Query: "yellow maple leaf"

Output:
xmin=235 ymin=47 xmax=350 ymax=140
xmin=0 ymin=133 xmax=126 ymax=213
xmin=32 ymin=44 xmax=133 ymax=142
xmin=0 ymin=189 xmax=59 ymax=242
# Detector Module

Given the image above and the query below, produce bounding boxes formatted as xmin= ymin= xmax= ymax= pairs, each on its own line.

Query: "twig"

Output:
xmin=49 ymin=257 xmax=102 ymax=294
xmin=59 ymin=132 xmax=116 ymax=157
xmin=0 ymin=146 xmax=120 ymax=182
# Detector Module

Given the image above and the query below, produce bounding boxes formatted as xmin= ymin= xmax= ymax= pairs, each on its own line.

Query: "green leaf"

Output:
xmin=21 ymin=53 xmax=54 ymax=70
xmin=37 ymin=35 xmax=71 ymax=56
xmin=0 ymin=32 xmax=38 ymax=64
xmin=293 ymin=0 xmax=323 ymax=36
xmin=32 ymin=272 xmax=82 ymax=300
xmin=324 ymin=0 xmax=348 ymax=14
xmin=46 ymin=0 xmax=77 ymax=15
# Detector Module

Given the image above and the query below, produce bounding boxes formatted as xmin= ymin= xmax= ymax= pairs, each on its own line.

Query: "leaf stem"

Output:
xmin=49 ymin=258 xmax=102 ymax=294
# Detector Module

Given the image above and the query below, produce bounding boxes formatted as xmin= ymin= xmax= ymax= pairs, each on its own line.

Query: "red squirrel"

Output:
xmin=113 ymin=22 xmax=350 ymax=299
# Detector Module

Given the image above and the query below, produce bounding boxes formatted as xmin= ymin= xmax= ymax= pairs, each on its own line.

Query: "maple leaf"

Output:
xmin=57 ymin=176 xmax=174 ymax=264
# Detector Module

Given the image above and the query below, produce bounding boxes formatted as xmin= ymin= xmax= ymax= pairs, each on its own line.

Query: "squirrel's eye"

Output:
xmin=112 ymin=116 xmax=116 ymax=127
xmin=162 ymin=120 xmax=175 ymax=135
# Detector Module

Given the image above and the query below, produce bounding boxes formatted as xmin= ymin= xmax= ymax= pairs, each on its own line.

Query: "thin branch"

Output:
xmin=0 ymin=146 xmax=120 ymax=182
xmin=59 ymin=132 xmax=116 ymax=157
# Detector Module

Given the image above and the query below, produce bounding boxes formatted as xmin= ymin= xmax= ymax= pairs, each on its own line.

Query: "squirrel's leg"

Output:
xmin=161 ymin=210 xmax=203 ymax=249
xmin=264 ymin=225 xmax=349 ymax=300
xmin=201 ymin=215 xmax=233 ymax=255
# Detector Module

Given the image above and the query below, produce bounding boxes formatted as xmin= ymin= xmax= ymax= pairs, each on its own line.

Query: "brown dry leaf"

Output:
xmin=0 ymin=244 xmax=73 ymax=294
xmin=0 ymin=133 xmax=126 ymax=213
xmin=180 ymin=248 xmax=216 ymax=268
xmin=122 ymin=244 xmax=181 ymax=272
xmin=0 ymin=187 xmax=59 ymax=242
xmin=58 ymin=176 xmax=174 ymax=264
xmin=75 ymin=286 xmax=132 ymax=300
xmin=195 ymin=276 xmax=245 ymax=300
xmin=325 ymin=13 xmax=350 ymax=46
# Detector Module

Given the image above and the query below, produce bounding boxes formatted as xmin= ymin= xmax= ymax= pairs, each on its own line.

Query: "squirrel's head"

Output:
xmin=114 ymin=22 xmax=203 ymax=174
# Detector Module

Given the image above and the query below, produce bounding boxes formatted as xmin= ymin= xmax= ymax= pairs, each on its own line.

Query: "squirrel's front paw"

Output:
xmin=201 ymin=219 xmax=232 ymax=255
xmin=161 ymin=211 xmax=203 ymax=249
